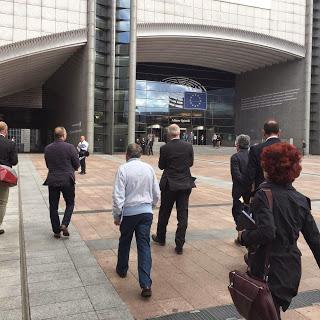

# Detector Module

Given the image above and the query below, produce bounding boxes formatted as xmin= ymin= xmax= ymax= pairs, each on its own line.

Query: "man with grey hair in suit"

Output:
xmin=152 ymin=124 xmax=196 ymax=254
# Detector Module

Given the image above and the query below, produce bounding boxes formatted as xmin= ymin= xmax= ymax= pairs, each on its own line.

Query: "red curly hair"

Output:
xmin=261 ymin=142 xmax=302 ymax=185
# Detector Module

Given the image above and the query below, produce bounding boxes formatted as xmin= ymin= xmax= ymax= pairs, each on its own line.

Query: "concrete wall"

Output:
xmin=0 ymin=0 xmax=87 ymax=46
xmin=43 ymin=46 xmax=88 ymax=146
xmin=235 ymin=59 xmax=306 ymax=147
xmin=137 ymin=0 xmax=306 ymax=45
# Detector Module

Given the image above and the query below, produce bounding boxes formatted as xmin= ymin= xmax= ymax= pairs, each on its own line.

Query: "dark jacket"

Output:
xmin=241 ymin=182 xmax=320 ymax=310
xmin=44 ymin=140 xmax=80 ymax=187
xmin=159 ymin=139 xmax=196 ymax=191
xmin=0 ymin=135 xmax=18 ymax=167
xmin=243 ymin=137 xmax=280 ymax=193
xmin=230 ymin=148 xmax=249 ymax=199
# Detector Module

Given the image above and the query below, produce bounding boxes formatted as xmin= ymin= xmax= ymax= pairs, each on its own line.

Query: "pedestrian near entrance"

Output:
xmin=230 ymin=134 xmax=250 ymax=236
xmin=238 ymin=143 xmax=320 ymax=318
xmin=112 ymin=143 xmax=160 ymax=298
xmin=212 ymin=133 xmax=217 ymax=147
xmin=44 ymin=127 xmax=80 ymax=238
xmin=0 ymin=122 xmax=18 ymax=235
xmin=77 ymin=136 xmax=89 ymax=175
xmin=152 ymin=124 xmax=196 ymax=254
xmin=242 ymin=120 xmax=281 ymax=194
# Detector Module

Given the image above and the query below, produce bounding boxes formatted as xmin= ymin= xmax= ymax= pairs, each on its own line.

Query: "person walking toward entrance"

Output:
xmin=212 ymin=133 xmax=217 ymax=147
xmin=44 ymin=127 xmax=80 ymax=238
xmin=0 ymin=122 xmax=18 ymax=235
xmin=152 ymin=124 xmax=196 ymax=254
xmin=77 ymin=136 xmax=89 ymax=175
xmin=113 ymin=143 xmax=160 ymax=297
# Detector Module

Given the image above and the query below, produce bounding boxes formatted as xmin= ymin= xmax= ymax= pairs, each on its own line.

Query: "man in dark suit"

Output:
xmin=0 ymin=121 xmax=18 ymax=235
xmin=152 ymin=124 xmax=196 ymax=254
xmin=242 ymin=120 xmax=281 ymax=194
xmin=230 ymin=134 xmax=251 ymax=233
xmin=44 ymin=127 xmax=80 ymax=238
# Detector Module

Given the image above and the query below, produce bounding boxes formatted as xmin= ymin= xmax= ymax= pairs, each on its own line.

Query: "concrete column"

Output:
xmin=86 ymin=0 xmax=96 ymax=153
xmin=128 ymin=0 xmax=137 ymax=144
xmin=304 ymin=0 xmax=313 ymax=155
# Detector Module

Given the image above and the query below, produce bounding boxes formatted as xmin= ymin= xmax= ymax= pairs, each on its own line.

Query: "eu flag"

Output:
xmin=184 ymin=92 xmax=207 ymax=110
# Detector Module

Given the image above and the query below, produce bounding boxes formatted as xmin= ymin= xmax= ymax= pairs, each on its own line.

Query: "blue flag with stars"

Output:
xmin=184 ymin=92 xmax=207 ymax=110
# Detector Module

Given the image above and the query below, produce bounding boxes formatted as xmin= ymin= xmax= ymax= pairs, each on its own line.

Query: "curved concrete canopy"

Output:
xmin=137 ymin=23 xmax=305 ymax=74
xmin=0 ymin=29 xmax=87 ymax=98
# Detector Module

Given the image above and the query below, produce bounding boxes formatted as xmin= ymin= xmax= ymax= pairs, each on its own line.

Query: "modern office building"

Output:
xmin=0 ymin=0 xmax=319 ymax=154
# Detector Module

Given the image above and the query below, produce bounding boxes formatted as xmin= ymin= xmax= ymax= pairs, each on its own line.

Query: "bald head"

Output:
xmin=263 ymin=120 xmax=279 ymax=137
xmin=54 ymin=127 xmax=67 ymax=141
xmin=167 ymin=124 xmax=180 ymax=139
xmin=0 ymin=121 xmax=8 ymax=136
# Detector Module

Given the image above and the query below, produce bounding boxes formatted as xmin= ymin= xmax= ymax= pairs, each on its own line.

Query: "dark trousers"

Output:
xmin=117 ymin=213 xmax=153 ymax=289
xmin=232 ymin=198 xmax=242 ymax=228
xmin=80 ymin=157 xmax=86 ymax=173
xmin=156 ymin=188 xmax=191 ymax=249
xmin=48 ymin=184 xmax=75 ymax=234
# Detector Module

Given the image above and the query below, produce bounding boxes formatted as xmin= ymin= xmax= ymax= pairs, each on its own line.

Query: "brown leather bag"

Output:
xmin=228 ymin=189 xmax=280 ymax=320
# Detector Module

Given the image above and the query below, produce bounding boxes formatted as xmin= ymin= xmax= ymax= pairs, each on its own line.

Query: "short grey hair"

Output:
xmin=167 ymin=124 xmax=180 ymax=138
xmin=236 ymin=134 xmax=250 ymax=149
xmin=126 ymin=143 xmax=142 ymax=159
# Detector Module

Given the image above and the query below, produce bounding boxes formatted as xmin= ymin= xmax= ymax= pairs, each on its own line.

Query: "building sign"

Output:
xmin=169 ymin=118 xmax=191 ymax=124
xmin=184 ymin=92 xmax=207 ymax=110
xmin=222 ymin=0 xmax=271 ymax=10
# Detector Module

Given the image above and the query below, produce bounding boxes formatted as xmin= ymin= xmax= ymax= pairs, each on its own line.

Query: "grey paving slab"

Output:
xmin=0 ymin=284 xmax=21 ymax=299
xmin=85 ymin=284 xmax=125 ymax=311
xmin=29 ymin=287 xmax=88 ymax=307
xmin=0 ymin=296 xmax=21 ymax=311
xmin=28 ymin=277 xmax=83 ymax=294
xmin=30 ymin=299 xmax=94 ymax=320
xmin=26 ymin=254 xmax=73 ymax=266
xmin=97 ymin=308 xmax=134 ymax=320
xmin=77 ymin=266 xmax=109 ymax=286
xmin=27 ymin=269 xmax=79 ymax=284
xmin=0 ymin=275 xmax=20 ymax=287
xmin=0 ymin=267 xmax=20 ymax=278
xmin=45 ymin=312 xmax=98 ymax=320
xmin=0 ymin=308 xmax=22 ymax=320
xmin=26 ymin=248 xmax=68 ymax=259
xmin=27 ymin=261 xmax=76 ymax=274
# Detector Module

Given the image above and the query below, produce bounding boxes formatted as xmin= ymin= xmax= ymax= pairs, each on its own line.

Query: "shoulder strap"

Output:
xmin=261 ymin=188 xmax=273 ymax=280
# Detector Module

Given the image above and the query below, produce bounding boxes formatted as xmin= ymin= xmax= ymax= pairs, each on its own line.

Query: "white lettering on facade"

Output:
xmin=241 ymin=88 xmax=300 ymax=111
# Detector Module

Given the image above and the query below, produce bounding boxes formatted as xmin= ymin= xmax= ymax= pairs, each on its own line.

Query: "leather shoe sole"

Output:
xmin=0 ymin=229 xmax=5 ymax=235
xmin=151 ymin=234 xmax=165 ymax=246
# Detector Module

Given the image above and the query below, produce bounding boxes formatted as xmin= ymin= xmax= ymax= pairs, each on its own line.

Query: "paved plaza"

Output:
xmin=1 ymin=146 xmax=320 ymax=320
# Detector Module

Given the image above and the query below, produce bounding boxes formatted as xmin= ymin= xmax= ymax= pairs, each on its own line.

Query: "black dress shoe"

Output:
xmin=0 ymin=229 xmax=4 ymax=235
xmin=141 ymin=288 xmax=152 ymax=298
xmin=60 ymin=225 xmax=70 ymax=237
xmin=151 ymin=234 xmax=165 ymax=246
xmin=116 ymin=268 xmax=127 ymax=278
xmin=53 ymin=233 xmax=61 ymax=239
xmin=175 ymin=247 xmax=183 ymax=255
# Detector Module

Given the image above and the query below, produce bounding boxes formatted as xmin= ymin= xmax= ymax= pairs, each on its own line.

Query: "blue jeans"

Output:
xmin=117 ymin=213 xmax=153 ymax=289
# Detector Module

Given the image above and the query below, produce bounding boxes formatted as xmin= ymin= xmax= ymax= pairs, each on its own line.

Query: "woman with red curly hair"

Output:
xmin=238 ymin=142 xmax=320 ymax=318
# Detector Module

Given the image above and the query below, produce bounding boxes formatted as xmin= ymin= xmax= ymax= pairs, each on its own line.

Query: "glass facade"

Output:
xmin=136 ymin=63 xmax=236 ymax=145
xmin=114 ymin=0 xmax=130 ymax=152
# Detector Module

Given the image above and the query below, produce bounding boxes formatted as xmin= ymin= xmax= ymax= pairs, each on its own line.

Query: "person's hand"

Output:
xmin=238 ymin=230 xmax=245 ymax=243
xmin=114 ymin=219 xmax=121 ymax=226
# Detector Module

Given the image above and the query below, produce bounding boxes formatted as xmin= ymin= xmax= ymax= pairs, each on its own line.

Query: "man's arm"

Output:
xmin=189 ymin=144 xmax=194 ymax=167
xmin=242 ymin=147 xmax=258 ymax=192
xmin=158 ymin=146 xmax=166 ymax=170
xmin=230 ymin=155 xmax=242 ymax=183
xmin=70 ymin=145 xmax=80 ymax=170
xmin=152 ymin=170 xmax=160 ymax=207
xmin=9 ymin=142 xmax=18 ymax=166
xmin=112 ymin=167 xmax=126 ymax=223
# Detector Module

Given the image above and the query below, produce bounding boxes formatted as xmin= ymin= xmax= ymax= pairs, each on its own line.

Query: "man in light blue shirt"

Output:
xmin=112 ymin=143 xmax=160 ymax=298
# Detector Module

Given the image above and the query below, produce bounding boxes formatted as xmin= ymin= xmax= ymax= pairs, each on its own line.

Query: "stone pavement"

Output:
xmin=1 ymin=147 xmax=320 ymax=320
xmin=28 ymin=147 xmax=320 ymax=320
xmin=0 ymin=155 xmax=133 ymax=320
